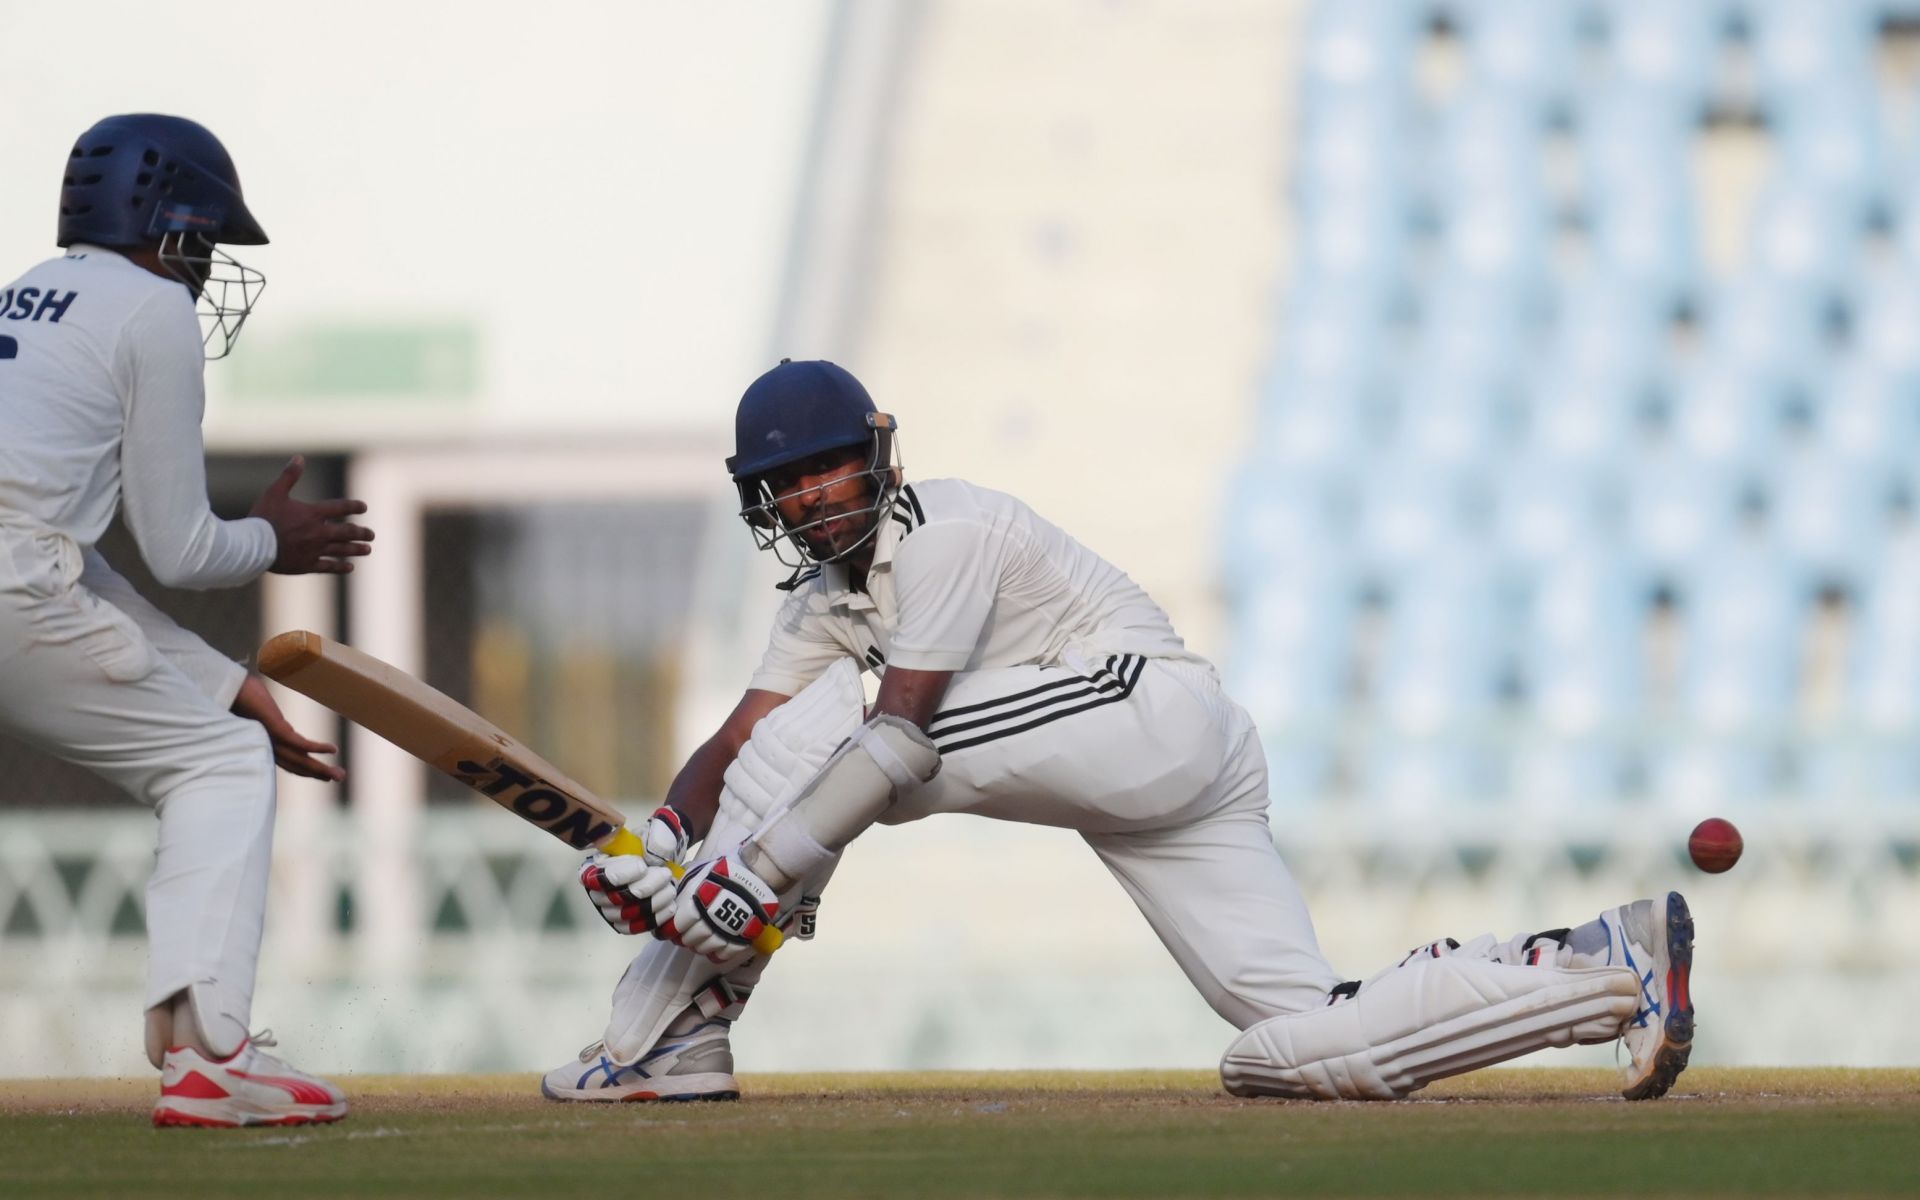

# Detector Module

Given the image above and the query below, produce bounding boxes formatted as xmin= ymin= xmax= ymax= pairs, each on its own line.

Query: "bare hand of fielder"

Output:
xmin=249 ymin=455 xmax=375 ymax=574
xmin=232 ymin=673 xmax=345 ymax=782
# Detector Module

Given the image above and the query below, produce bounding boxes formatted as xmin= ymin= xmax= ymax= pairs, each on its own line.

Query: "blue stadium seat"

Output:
xmin=1769 ymin=85 xmax=1893 ymax=227
xmin=1622 ymin=450 xmax=1750 ymax=574
xmin=1699 ymin=273 xmax=1830 ymax=390
xmin=1451 ymin=0 xmax=1584 ymax=116
xmin=1522 ymin=359 xmax=1650 ymax=462
xmin=1490 ymin=454 xmax=1621 ymax=563
xmin=1390 ymin=357 xmax=1515 ymax=465
xmin=1436 ymin=90 xmax=1550 ymax=198
xmin=1266 ymin=282 xmax=1395 ymax=400
xmin=1764 ymin=447 xmax=1898 ymax=585
xmin=1850 ymin=263 xmax=1920 ymax=376
xmin=1407 ymin=272 xmax=1540 ymax=377
xmin=1591 ymin=0 xmax=1726 ymax=110
xmin=1222 ymin=464 xmax=1349 ymax=591
xmin=1668 ymin=353 xmax=1793 ymax=464
xmin=1300 ymin=0 xmax=1424 ymax=103
xmin=1845 ymin=531 xmax=1920 ymax=801
xmin=1290 ymin=190 xmax=1410 ymax=298
xmin=1807 ymin=359 xmax=1920 ymax=461
xmin=1295 ymin=92 xmax=1417 ymax=216
xmin=1747 ymin=0 xmax=1878 ymax=103
xmin=1544 ymin=272 xmax=1673 ymax=386
xmin=1748 ymin=176 xmax=1874 ymax=295
xmin=1253 ymin=369 xmax=1378 ymax=469
xmin=1353 ymin=454 xmax=1487 ymax=575
xmin=1229 ymin=568 xmax=1357 ymax=726
xmin=1375 ymin=554 xmax=1508 ymax=730
xmin=1518 ymin=547 xmax=1646 ymax=731
xmin=1676 ymin=540 xmax=1804 ymax=730
xmin=1851 ymin=530 xmax=1920 ymax=729
xmin=1578 ymin=96 xmax=1703 ymax=297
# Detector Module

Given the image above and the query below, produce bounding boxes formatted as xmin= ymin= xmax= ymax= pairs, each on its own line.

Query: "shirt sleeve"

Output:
xmin=746 ymin=587 xmax=856 ymax=696
xmin=78 ymin=547 xmax=248 ymax=708
xmin=887 ymin=519 xmax=1001 ymax=672
xmin=113 ymin=290 xmax=276 ymax=590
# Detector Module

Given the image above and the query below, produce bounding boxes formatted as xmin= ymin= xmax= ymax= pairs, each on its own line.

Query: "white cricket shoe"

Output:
xmin=153 ymin=1032 xmax=348 ymax=1128
xmin=1602 ymin=891 xmax=1695 ymax=1100
xmin=541 ymin=1016 xmax=738 ymax=1103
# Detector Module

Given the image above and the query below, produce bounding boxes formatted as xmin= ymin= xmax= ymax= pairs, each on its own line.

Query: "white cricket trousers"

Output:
xmin=599 ymin=653 xmax=1341 ymax=1061
xmin=0 ymin=518 xmax=275 ymax=1052
xmin=887 ymin=653 xmax=1343 ymax=1025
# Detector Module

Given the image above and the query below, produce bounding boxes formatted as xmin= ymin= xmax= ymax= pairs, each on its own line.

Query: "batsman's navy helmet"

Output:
xmin=727 ymin=359 xmax=885 ymax=483
xmin=57 ymin=114 xmax=268 ymax=249
xmin=727 ymin=359 xmax=902 ymax=574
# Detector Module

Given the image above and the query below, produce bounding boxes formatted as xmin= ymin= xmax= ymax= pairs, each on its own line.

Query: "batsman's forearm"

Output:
xmin=660 ymin=734 xmax=735 ymax=841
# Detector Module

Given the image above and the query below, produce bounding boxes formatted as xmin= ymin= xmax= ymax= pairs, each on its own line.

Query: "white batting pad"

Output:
xmin=717 ymin=658 xmax=865 ymax=829
xmin=746 ymin=715 xmax=941 ymax=890
xmin=1219 ymin=957 xmax=1639 ymax=1101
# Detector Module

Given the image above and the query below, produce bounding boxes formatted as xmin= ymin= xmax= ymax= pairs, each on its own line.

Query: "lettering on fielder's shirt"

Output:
xmin=0 ymin=245 xmax=273 ymax=587
xmin=748 ymin=478 xmax=1203 ymax=695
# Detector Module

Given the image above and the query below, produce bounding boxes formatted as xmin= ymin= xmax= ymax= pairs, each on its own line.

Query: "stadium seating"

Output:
xmin=1233 ymin=0 xmax=1920 ymax=809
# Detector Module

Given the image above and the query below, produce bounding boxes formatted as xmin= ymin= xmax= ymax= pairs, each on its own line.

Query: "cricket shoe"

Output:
xmin=153 ymin=1031 xmax=348 ymax=1128
xmin=1602 ymin=891 xmax=1695 ymax=1101
xmin=540 ymin=1017 xmax=738 ymax=1102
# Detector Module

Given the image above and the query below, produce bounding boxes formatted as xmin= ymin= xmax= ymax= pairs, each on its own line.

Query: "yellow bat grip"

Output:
xmin=595 ymin=827 xmax=786 ymax=956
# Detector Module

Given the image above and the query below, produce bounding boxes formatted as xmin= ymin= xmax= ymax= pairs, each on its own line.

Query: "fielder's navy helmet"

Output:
xmin=57 ymin=114 xmax=268 ymax=249
xmin=727 ymin=359 xmax=902 ymax=575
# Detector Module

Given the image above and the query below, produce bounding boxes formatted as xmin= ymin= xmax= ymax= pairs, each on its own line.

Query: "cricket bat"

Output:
xmin=256 ymin=629 xmax=783 ymax=955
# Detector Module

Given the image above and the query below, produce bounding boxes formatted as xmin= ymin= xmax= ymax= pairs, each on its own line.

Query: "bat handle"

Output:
xmin=594 ymin=827 xmax=785 ymax=956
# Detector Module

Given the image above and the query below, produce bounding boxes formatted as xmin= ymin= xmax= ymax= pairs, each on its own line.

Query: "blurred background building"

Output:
xmin=2 ymin=0 xmax=1917 ymax=1077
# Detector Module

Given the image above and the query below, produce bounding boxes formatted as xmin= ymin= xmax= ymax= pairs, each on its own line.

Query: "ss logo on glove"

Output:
xmin=712 ymin=897 xmax=753 ymax=934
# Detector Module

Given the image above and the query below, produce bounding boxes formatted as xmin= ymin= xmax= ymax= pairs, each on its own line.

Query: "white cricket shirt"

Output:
xmin=748 ymin=478 xmax=1206 ymax=695
xmin=0 ymin=245 xmax=274 ymax=588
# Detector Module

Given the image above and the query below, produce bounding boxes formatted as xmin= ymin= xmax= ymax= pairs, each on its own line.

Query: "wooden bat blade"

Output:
xmin=257 ymin=629 xmax=633 ymax=852
xmin=257 ymin=630 xmax=783 ymax=956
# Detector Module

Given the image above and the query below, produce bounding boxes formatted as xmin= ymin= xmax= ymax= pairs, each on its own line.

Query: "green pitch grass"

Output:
xmin=3 ymin=1068 xmax=1917 ymax=1199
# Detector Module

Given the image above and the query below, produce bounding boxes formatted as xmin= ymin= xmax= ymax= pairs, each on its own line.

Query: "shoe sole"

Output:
xmin=1623 ymin=891 xmax=1694 ymax=1101
xmin=540 ymin=1077 xmax=739 ymax=1104
xmin=154 ymin=1105 xmax=348 ymax=1129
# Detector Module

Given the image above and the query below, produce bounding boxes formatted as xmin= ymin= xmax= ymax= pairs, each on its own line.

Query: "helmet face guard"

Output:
xmin=735 ymin=413 xmax=901 ymax=572
xmin=156 ymin=228 xmax=265 ymax=360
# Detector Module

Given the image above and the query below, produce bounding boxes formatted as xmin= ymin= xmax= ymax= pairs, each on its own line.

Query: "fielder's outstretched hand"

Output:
xmin=250 ymin=455 xmax=375 ymax=575
xmin=579 ymin=807 xmax=690 ymax=936
xmin=672 ymin=853 xmax=780 ymax=966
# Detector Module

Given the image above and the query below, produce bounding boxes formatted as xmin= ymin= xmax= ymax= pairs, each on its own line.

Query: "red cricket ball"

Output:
xmin=1688 ymin=817 xmax=1744 ymax=873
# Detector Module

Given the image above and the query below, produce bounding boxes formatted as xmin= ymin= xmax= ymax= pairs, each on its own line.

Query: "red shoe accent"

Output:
xmin=163 ymin=1070 xmax=232 ymax=1101
xmin=229 ymin=1070 xmax=338 ymax=1107
xmin=620 ymin=1090 xmax=663 ymax=1102
xmin=1669 ymin=965 xmax=1691 ymax=1012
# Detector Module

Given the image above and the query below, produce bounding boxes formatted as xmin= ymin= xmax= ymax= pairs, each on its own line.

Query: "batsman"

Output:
xmin=548 ymin=359 xmax=1694 ymax=1103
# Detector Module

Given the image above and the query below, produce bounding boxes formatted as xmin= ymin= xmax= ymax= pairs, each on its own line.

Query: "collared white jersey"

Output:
xmin=748 ymin=477 xmax=1207 ymax=695
xmin=0 ymin=245 xmax=273 ymax=588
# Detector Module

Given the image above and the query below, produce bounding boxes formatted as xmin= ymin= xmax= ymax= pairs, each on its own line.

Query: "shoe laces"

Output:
xmin=248 ymin=1028 xmax=279 ymax=1050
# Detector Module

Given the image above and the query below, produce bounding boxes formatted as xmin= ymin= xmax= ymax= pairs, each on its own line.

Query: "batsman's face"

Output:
xmin=766 ymin=449 xmax=878 ymax=559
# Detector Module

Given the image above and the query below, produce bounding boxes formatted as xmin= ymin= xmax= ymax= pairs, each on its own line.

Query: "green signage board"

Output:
xmin=229 ymin=320 xmax=479 ymax=402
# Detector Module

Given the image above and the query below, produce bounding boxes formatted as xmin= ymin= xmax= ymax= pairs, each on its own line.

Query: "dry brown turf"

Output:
xmin=2 ymin=1068 xmax=1917 ymax=1198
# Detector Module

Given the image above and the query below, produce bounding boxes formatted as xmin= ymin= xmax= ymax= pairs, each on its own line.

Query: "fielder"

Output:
xmin=548 ymin=359 xmax=1693 ymax=1103
xmin=0 ymin=115 xmax=372 ymax=1126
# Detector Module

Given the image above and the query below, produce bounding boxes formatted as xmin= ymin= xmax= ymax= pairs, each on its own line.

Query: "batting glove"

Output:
xmin=578 ymin=807 xmax=691 ymax=937
xmin=671 ymin=853 xmax=780 ymax=965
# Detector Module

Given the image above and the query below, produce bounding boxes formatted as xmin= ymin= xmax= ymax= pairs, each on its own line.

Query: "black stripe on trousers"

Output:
xmin=926 ymin=655 xmax=1134 ymax=738
xmin=932 ymin=655 xmax=1147 ymax=755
